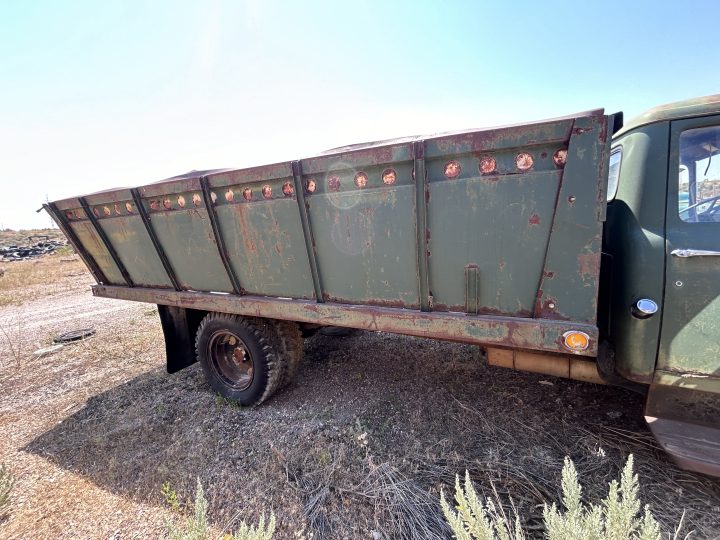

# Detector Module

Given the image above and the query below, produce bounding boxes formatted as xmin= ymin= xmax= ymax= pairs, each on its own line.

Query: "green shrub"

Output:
xmin=162 ymin=481 xmax=181 ymax=512
xmin=167 ymin=478 xmax=275 ymax=540
xmin=0 ymin=463 xmax=14 ymax=519
xmin=442 ymin=455 xmax=663 ymax=540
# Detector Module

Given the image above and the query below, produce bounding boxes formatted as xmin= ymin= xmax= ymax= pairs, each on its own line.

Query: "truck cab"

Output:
xmin=604 ymin=95 xmax=720 ymax=475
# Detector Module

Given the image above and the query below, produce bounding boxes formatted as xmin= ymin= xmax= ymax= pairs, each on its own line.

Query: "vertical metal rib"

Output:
xmin=45 ymin=203 xmax=108 ymax=285
xmin=130 ymin=188 xmax=182 ymax=291
xmin=200 ymin=177 xmax=242 ymax=294
xmin=79 ymin=198 xmax=134 ymax=287
xmin=292 ymin=160 xmax=324 ymax=302
xmin=414 ymin=141 xmax=431 ymax=311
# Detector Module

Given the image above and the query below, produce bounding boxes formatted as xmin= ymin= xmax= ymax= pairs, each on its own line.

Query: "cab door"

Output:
xmin=658 ymin=116 xmax=720 ymax=377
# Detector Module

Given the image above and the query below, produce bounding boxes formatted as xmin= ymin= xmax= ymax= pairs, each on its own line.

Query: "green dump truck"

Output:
xmin=46 ymin=94 xmax=720 ymax=476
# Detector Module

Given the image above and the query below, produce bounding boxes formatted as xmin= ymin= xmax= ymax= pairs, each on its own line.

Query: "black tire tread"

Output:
xmin=194 ymin=313 xmax=284 ymax=405
xmin=272 ymin=320 xmax=304 ymax=388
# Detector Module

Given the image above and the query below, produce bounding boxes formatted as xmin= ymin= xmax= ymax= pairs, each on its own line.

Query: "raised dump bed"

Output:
xmin=47 ymin=109 xmax=610 ymax=365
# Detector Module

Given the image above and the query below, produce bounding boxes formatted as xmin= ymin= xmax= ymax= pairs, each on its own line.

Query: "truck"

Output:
xmin=45 ymin=94 xmax=720 ymax=477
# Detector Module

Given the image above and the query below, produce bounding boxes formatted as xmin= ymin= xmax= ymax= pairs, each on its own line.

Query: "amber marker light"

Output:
xmin=562 ymin=330 xmax=590 ymax=352
xmin=516 ymin=152 xmax=534 ymax=171
xmin=479 ymin=157 xmax=496 ymax=174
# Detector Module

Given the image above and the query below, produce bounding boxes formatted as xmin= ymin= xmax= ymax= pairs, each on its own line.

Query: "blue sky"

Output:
xmin=1 ymin=0 xmax=718 ymax=229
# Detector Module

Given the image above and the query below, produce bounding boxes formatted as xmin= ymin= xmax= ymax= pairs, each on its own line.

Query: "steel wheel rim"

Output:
xmin=207 ymin=330 xmax=254 ymax=390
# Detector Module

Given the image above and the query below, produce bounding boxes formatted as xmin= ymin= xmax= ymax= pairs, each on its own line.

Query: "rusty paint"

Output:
xmin=382 ymin=169 xmax=397 ymax=185
xmin=479 ymin=157 xmax=496 ymax=174
xmin=515 ymin=152 xmax=534 ymax=171
xmin=262 ymin=185 xmax=272 ymax=199
xmin=528 ymin=213 xmax=541 ymax=226
xmin=543 ymin=270 xmax=555 ymax=278
xmin=577 ymin=252 xmax=600 ymax=279
xmin=95 ymin=284 xmax=598 ymax=356
xmin=444 ymin=160 xmax=461 ymax=178
xmin=150 ymin=200 xmax=159 ymax=211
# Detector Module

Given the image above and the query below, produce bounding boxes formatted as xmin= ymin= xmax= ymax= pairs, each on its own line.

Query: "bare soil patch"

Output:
xmin=1 ymin=254 xmax=719 ymax=539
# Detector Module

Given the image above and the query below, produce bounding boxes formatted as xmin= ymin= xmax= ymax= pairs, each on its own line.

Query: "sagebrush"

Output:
xmin=0 ymin=463 xmax=14 ymax=519
xmin=166 ymin=478 xmax=275 ymax=540
xmin=442 ymin=454 xmax=667 ymax=540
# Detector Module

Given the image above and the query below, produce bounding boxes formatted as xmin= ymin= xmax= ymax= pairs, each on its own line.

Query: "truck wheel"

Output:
xmin=195 ymin=313 xmax=283 ymax=406
xmin=271 ymin=321 xmax=304 ymax=388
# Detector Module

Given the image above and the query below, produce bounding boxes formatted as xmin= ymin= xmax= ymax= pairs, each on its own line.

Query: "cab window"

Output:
xmin=679 ymin=125 xmax=720 ymax=222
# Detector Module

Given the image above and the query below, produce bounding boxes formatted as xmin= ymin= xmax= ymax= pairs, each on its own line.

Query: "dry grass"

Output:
xmin=0 ymin=228 xmax=66 ymax=246
xmin=0 ymin=253 xmax=719 ymax=539
xmin=0 ymin=255 xmax=86 ymax=307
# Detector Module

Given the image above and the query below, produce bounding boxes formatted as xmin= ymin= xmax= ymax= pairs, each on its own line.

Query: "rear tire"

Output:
xmin=270 ymin=321 xmax=304 ymax=388
xmin=195 ymin=313 xmax=283 ymax=405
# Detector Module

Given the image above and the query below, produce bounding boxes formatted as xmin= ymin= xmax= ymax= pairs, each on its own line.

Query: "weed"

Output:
xmin=0 ymin=463 xmax=15 ymax=520
xmin=442 ymin=455 xmax=668 ymax=540
xmin=166 ymin=478 xmax=275 ymax=540
xmin=162 ymin=481 xmax=181 ymax=512
xmin=215 ymin=394 xmax=241 ymax=409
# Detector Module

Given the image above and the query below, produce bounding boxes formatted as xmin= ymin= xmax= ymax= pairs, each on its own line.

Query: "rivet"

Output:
xmin=355 ymin=172 xmax=368 ymax=188
xmin=162 ymin=199 xmax=172 ymax=210
xmin=177 ymin=195 xmax=186 ymax=208
xmin=568 ymin=195 xmax=576 ymax=204
xmin=192 ymin=193 xmax=201 ymax=207
xmin=328 ymin=176 xmax=340 ymax=192
xmin=114 ymin=203 xmax=121 ymax=215
xmin=225 ymin=190 xmax=234 ymax=202
xmin=125 ymin=202 xmax=134 ymax=213
xmin=548 ymin=302 xmax=556 ymax=309
xmin=103 ymin=206 xmax=111 ymax=216
xmin=282 ymin=182 xmax=294 ymax=197
xmin=675 ymin=280 xmax=683 ymax=287
xmin=210 ymin=192 xmax=217 ymax=205
xmin=93 ymin=207 xmax=100 ymax=218
xmin=243 ymin=188 xmax=252 ymax=201
xmin=306 ymin=179 xmax=317 ymax=194
xmin=262 ymin=185 xmax=272 ymax=199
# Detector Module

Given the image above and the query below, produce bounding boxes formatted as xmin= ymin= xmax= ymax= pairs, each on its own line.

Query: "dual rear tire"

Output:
xmin=195 ymin=313 xmax=303 ymax=406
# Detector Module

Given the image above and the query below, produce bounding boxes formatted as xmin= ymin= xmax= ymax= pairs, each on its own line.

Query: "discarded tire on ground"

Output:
xmin=195 ymin=314 xmax=284 ymax=406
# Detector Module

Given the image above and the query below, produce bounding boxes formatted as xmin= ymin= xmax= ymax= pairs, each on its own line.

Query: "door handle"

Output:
xmin=671 ymin=248 xmax=720 ymax=258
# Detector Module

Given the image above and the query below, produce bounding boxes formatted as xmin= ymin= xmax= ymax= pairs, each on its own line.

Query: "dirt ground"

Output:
xmin=1 ymin=251 xmax=720 ymax=539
